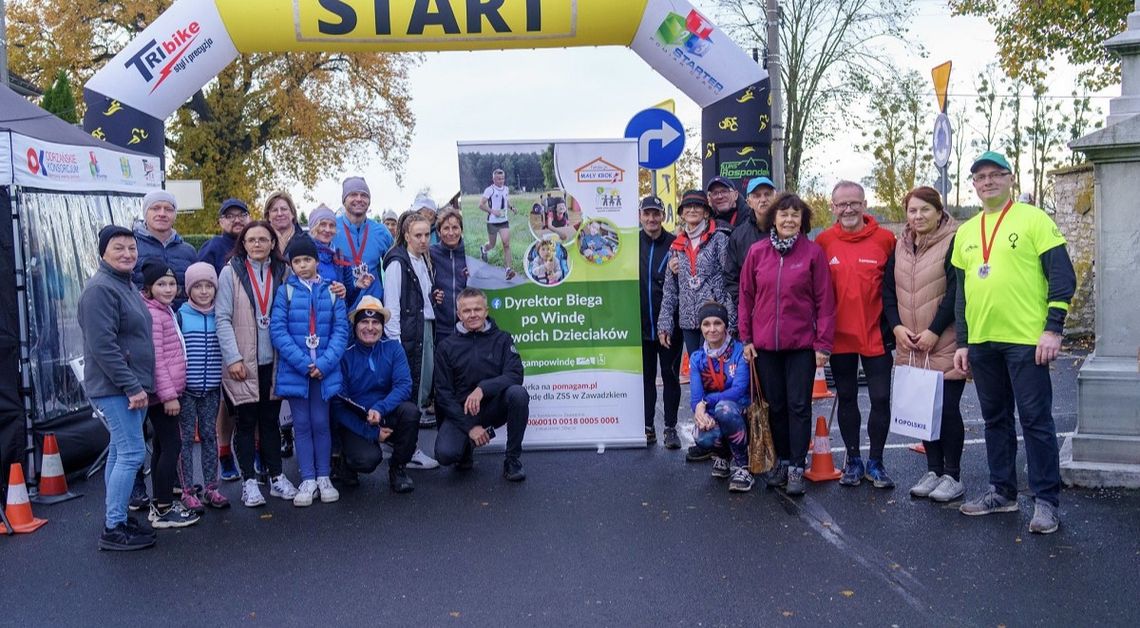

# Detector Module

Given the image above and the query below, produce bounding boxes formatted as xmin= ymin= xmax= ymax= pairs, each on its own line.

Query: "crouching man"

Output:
xmin=331 ymin=296 xmax=419 ymax=493
xmin=434 ymin=288 xmax=529 ymax=481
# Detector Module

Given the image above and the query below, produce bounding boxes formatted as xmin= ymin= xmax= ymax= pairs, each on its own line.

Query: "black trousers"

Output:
xmin=642 ymin=339 xmax=682 ymax=429
xmin=146 ymin=403 xmax=182 ymax=505
xmin=924 ymin=378 xmax=967 ymax=479
xmin=234 ymin=364 xmax=283 ymax=479
xmin=332 ymin=400 xmax=419 ymax=473
xmin=753 ymin=349 xmax=816 ymax=468
xmin=435 ymin=385 xmax=529 ymax=464
xmin=830 ymin=352 xmax=893 ymax=460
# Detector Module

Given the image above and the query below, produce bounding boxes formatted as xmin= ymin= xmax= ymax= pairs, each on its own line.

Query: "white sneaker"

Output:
xmin=270 ymin=474 xmax=298 ymax=499
xmin=407 ymin=448 xmax=440 ymax=470
xmin=909 ymin=471 xmax=942 ymax=498
xmin=316 ymin=476 xmax=339 ymax=503
xmin=293 ymin=479 xmax=317 ymax=507
xmin=241 ymin=479 xmax=266 ymax=508
xmin=929 ymin=475 xmax=966 ymax=503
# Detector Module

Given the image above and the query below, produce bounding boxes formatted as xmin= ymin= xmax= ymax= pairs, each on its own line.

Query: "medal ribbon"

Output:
xmin=980 ymin=199 xmax=1013 ymax=268
xmin=342 ymin=223 xmax=369 ymax=266
xmin=308 ymin=289 xmax=318 ymax=339
xmin=244 ymin=260 xmax=272 ymax=321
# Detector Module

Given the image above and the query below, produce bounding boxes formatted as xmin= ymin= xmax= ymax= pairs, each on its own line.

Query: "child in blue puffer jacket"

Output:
xmin=271 ymin=238 xmax=349 ymax=507
xmin=689 ymin=301 xmax=753 ymax=493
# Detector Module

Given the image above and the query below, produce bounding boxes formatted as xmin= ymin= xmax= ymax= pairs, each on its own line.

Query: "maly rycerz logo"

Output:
xmin=26 ymin=147 xmax=46 ymax=177
xmin=124 ymin=21 xmax=201 ymax=94
xmin=655 ymin=10 xmax=714 ymax=57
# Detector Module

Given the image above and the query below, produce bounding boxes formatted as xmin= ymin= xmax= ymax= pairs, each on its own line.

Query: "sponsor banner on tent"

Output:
xmin=0 ymin=142 xmax=11 ymax=186
xmin=456 ymin=139 xmax=644 ymax=449
xmin=630 ymin=0 xmax=766 ymax=108
xmin=86 ymin=0 xmax=239 ymax=119
xmin=9 ymin=133 xmax=163 ymax=193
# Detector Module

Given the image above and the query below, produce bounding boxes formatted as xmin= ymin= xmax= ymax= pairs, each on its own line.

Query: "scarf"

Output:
xmin=770 ymin=229 xmax=798 ymax=256
xmin=684 ymin=219 xmax=709 ymax=245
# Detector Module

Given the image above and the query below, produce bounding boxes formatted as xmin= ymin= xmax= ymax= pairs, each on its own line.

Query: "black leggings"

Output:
xmin=924 ymin=378 xmax=967 ymax=480
xmin=642 ymin=340 xmax=682 ymax=429
xmin=829 ymin=352 xmax=893 ymax=460
xmin=146 ymin=404 xmax=182 ymax=505
xmin=234 ymin=364 xmax=283 ymax=479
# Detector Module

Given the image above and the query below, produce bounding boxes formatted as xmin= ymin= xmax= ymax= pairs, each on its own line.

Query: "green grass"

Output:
xmin=460 ymin=191 xmax=581 ymax=277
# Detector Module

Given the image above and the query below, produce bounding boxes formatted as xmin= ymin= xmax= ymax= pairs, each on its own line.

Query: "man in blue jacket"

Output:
xmin=433 ymin=288 xmax=529 ymax=481
xmin=132 ymin=190 xmax=198 ymax=309
xmin=333 ymin=177 xmax=394 ymax=299
xmin=332 ymin=296 xmax=419 ymax=494
xmin=197 ymin=198 xmax=250 ymax=274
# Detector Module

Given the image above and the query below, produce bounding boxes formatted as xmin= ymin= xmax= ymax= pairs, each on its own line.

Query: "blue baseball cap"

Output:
xmin=746 ymin=177 xmax=776 ymax=194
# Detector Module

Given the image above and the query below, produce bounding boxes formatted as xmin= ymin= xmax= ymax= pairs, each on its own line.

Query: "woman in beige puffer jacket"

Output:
xmin=882 ymin=187 xmax=967 ymax=503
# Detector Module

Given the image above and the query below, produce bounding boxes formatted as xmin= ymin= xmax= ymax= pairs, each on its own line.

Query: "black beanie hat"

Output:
xmin=98 ymin=225 xmax=134 ymax=257
xmin=140 ymin=258 xmax=174 ymax=288
xmin=285 ymin=236 xmax=319 ymax=261
xmin=697 ymin=301 xmax=729 ymax=326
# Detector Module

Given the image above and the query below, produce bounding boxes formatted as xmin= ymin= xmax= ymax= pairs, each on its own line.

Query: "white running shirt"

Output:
xmin=482 ymin=184 xmax=510 ymax=225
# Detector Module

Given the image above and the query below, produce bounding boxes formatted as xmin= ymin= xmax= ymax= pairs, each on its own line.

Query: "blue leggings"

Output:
xmin=288 ymin=379 xmax=331 ymax=481
xmin=694 ymin=400 xmax=749 ymax=467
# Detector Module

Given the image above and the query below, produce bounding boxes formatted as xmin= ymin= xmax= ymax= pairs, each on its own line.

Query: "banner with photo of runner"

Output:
xmin=456 ymin=139 xmax=644 ymax=449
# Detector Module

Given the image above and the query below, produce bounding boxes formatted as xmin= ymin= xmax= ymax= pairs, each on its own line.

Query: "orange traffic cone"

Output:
xmin=804 ymin=416 xmax=842 ymax=482
xmin=679 ymin=352 xmax=690 ymax=385
xmin=32 ymin=433 xmax=82 ymax=504
xmin=5 ymin=463 xmax=48 ymax=534
xmin=811 ymin=367 xmax=834 ymax=399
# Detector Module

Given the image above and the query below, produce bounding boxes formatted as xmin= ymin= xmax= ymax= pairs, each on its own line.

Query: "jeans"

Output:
xmin=234 ymin=363 xmax=283 ymax=479
xmin=288 ymin=378 xmax=332 ymax=481
xmin=924 ymin=379 xmax=967 ymax=480
xmin=753 ymin=349 xmax=816 ymax=468
xmin=694 ymin=400 xmax=749 ymax=467
xmin=92 ymin=395 xmax=147 ymax=529
xmin=830 ymin=352 xmax=893 ymax=460
xmin=147 ymin=403 xmax=182 ymax=506
xmin=642 ymin=339 xmax=682 ymax=430
xmin=332 ymin=400 xmax=419 ymax=473
xmin=435 ymin=385 xmax=529 ymax=464
xmin=969 ymin=342 xmax=1061 ymax=507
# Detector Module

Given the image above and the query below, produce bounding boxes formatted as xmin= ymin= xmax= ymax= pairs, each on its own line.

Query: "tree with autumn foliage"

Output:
xmin=6 ymin=0 xmax=418 ymax=214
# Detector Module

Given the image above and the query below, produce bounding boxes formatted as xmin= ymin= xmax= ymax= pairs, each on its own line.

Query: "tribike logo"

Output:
xmin=652 ymin=9 xmax=724 ymax=95
xmin=575 ymin=157 xmax=624 ymax=183
xmin=26 ymin=146 xmax=80 ymax=180
xmin=123 ymin=20 xmax=216 ymax=94
xmin=718 ymin=156 xmax=770 ymax=180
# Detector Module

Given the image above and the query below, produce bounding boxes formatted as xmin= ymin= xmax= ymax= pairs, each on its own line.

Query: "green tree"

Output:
xmin=8 ymin=0 xmax=417 ymax=211
xmin=540 ymin=144 xmax=556 ymax=190
xmin=1025 ymin=82 xmax=1066 ymax=205
xmin=857 ymin=69 xmax=931 ymax=220
xmin=949 ymin=0 xmax=1131 ymax=91
xmin=40 ymin=70 xmax=78 ymax=124
xmin=971 ymin=64 xmax=1007 ymax=153
xmin=1063 ymin=92 xmax=1103 ymax=166
xmin=716 ymin=0 xmax=919 ymax=192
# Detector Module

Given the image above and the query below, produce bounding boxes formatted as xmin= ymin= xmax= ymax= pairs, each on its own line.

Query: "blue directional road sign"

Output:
xmin=625 ymin=108 xmax=685 ymax=170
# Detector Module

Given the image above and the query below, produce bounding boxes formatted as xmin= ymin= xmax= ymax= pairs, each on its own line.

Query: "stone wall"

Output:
xmin=1050 ymin=163 xmax=1096 ymax=336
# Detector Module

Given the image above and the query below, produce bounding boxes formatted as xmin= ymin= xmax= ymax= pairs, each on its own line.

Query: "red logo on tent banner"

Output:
xmin=26 ymin=147 xmax=41 ymax=175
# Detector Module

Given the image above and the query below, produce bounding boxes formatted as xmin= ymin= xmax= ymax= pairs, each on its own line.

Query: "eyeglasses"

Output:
xmin=708 ymin=188 xmax=734 ymax=197
xmin=971 ymin=172 xmax=1011 ymax=183
xmin=244 ymin=237 xmax=272 ymax=245
xmin=832 ymin=201 xmax=865 ymax=211
xmin=221 ymin=212 xmax=249 ymax=221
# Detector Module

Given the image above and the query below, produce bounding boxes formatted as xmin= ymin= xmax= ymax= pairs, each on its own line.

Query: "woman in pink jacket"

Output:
xmin=139 ymin=260 xmax=200 ymax=529
xmin=738 ymin=194 xmax=836 ymax=496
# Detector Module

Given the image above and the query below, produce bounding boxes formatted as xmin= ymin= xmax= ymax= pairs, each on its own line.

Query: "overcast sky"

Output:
xmin=291 ymin=0 xmax=1113 ymax=213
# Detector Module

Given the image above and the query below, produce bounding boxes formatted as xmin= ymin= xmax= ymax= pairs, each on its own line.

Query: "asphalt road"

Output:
xmin=4 ymin=349 xmax=1138 ymax=626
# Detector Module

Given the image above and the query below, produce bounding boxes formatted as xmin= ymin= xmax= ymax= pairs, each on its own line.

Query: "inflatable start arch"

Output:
xmin=82 ymin=0 xmax=769 ymax=183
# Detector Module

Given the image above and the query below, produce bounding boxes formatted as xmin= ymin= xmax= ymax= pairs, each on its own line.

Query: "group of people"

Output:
xmin=80 ymin=177 xmax=530 ymax=552
xmin=641 ymin=151 xmax=1075 ymax=535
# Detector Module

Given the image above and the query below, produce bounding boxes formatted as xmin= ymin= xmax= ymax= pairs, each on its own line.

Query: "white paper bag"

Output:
xmin=890 ymin=364 xmax=943 ymax=441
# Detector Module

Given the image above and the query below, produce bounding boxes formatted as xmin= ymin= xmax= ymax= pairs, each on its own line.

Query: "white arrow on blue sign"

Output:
xmin=624 ymin=108 xmax=685 ymax=170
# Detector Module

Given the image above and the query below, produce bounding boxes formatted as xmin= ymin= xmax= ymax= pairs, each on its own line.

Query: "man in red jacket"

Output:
xmin=816 ymin=181 xmax=898 ymax=489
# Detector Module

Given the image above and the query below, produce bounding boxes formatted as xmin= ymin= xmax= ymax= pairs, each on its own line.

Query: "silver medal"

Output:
xmin=305 ymin=334 xmax=320 ymax=349
xmin=352 ymin=263 xmax=369 ymax=280
xmin=978 ymin=264 xmax=991 ymax=279
xmin=688 ymin=275 xmax=701 ymax=289
xmin=257 ymin=315 xmax=270 ymax=329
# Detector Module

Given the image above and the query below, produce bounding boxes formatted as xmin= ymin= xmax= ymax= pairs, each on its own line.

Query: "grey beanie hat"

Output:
xmin=342 ymin=176 xmax=371 ymax=201
xmin=142 ymin=189 xmax=177 ymax=212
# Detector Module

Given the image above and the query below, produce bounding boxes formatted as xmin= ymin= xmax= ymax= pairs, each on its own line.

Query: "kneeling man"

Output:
xmin=434 ymin=288 xmax=529 ymax=481
xmin=332 ymin=296 xmax=419 ymax=493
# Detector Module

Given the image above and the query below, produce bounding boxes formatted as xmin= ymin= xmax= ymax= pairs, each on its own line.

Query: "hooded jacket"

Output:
xmin=143 ymin=294 xmax=187 ymax=404
xmin=738 ymin=234 xmax=836 ymax=353
xmin=657 ymin=219 xmax=735 ymax=333
xmin=430 ymin=239 xmax=468 ymax=339
xmin=434 ymin=318 xmax=524 ymax=433
xmin=269 ymin=274 xmax=350 ymax=400
xmin=815 ymin=215 xmax=897 ymax=356
xmin=640 ymin=228 xmax=678 ymax=341
xmin=132 ymin=226 xmax=198 ymax=308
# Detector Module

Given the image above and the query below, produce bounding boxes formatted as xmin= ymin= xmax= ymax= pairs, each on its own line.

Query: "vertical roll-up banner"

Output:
xmin=457 ymin=139 xmax=644 ymax=450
